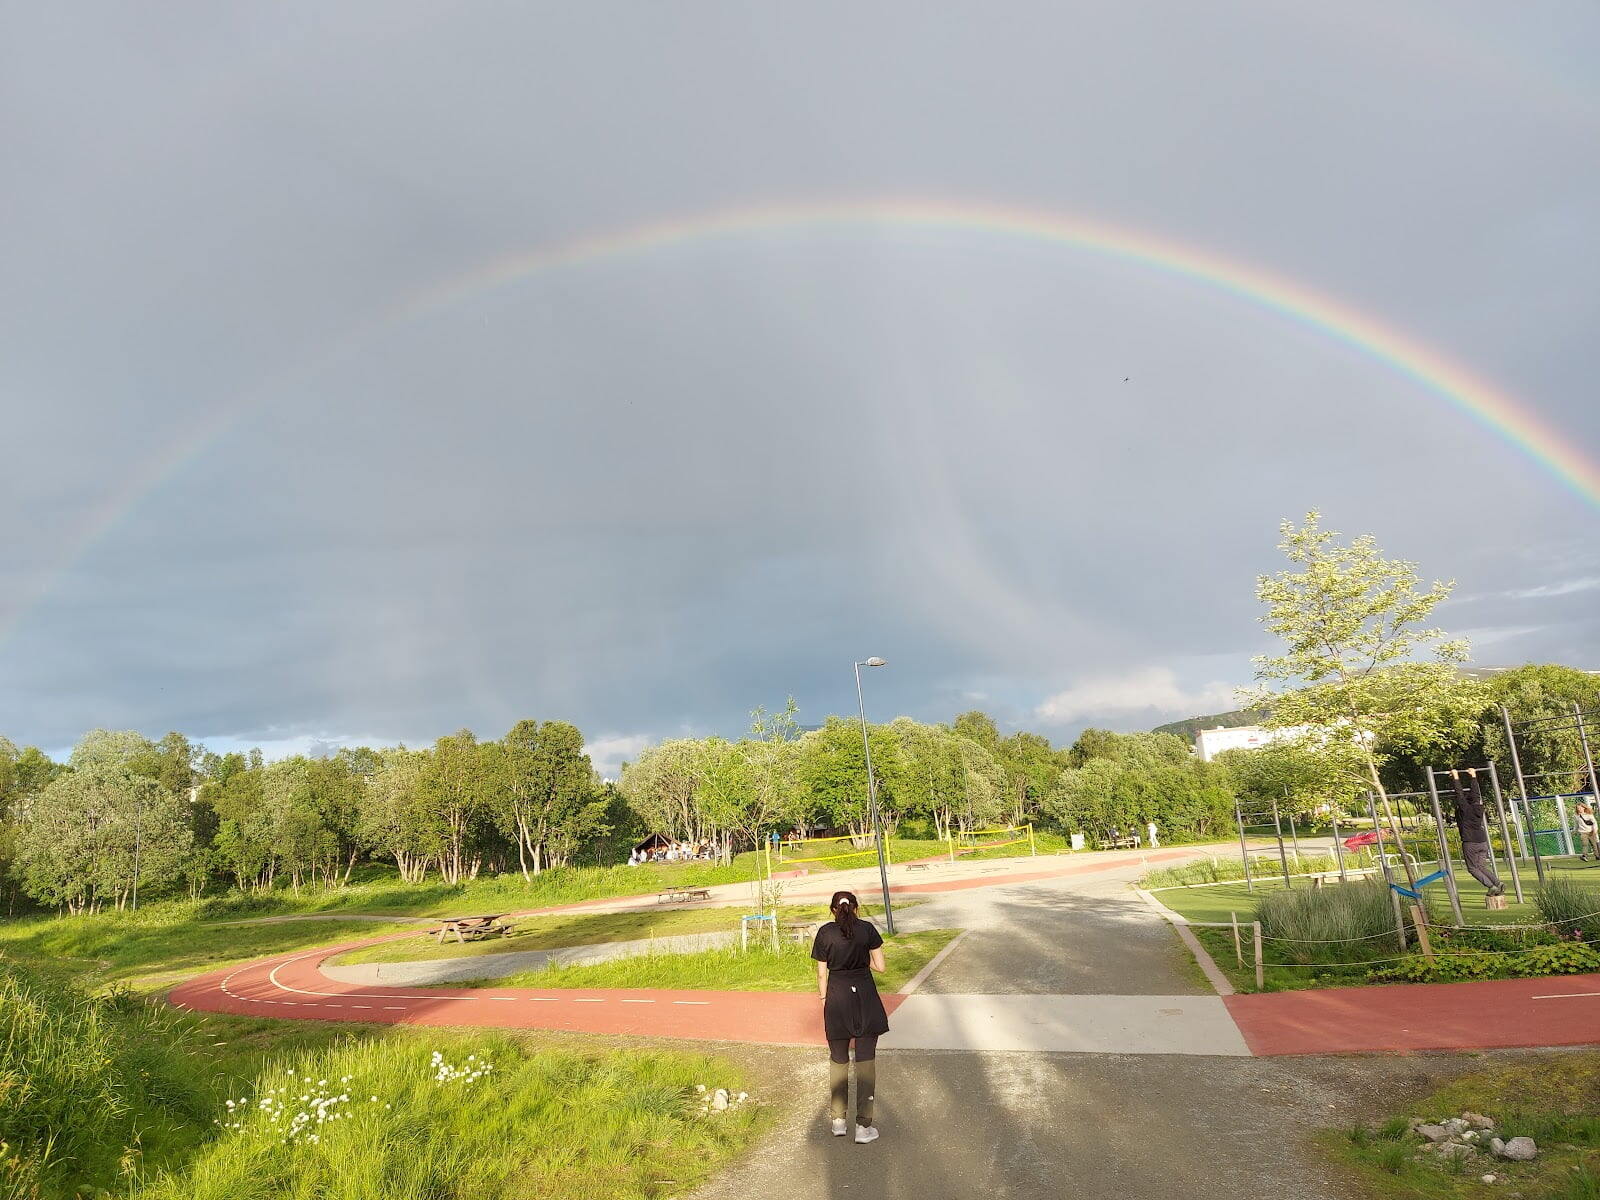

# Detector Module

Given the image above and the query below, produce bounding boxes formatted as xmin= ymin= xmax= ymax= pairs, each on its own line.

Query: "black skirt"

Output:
xmin=823 ymin=967 xmax=889 ymax=1040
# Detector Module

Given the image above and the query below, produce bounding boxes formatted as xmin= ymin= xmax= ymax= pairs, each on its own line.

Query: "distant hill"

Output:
xmin=1152 ymin=708 xmax=1268 ymax=742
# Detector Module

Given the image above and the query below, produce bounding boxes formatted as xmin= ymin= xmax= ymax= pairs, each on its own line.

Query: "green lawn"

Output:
xmin=1151 ymin=860 xmax=1600 ymax=993
xmin=466 ymin=928 xmax=961 ymax=993
xmin=1333 ymin=1052 xmax=1600 ymax=1198
xmin=2 ymin=957 xmax=767 ymax=1200
xmin=0 ymin=910 xmax=424 ymax=993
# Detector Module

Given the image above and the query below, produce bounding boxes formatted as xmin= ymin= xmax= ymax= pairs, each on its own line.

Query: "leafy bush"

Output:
xmin=1367 ymin=940 xmax=1600 ymax=984
xmin=1257 ymin=880 xmax=1397 ymax=963
xmin=1536 ymin=876 xmax=1600 ymax=942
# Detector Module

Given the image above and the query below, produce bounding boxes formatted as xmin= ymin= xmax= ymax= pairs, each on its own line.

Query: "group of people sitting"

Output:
xmin=626 ymin=839 xmax=716 ymax=865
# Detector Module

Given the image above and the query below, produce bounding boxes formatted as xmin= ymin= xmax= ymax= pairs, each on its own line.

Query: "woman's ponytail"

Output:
xmin=830 ymin=890 xmax=860 ymax=937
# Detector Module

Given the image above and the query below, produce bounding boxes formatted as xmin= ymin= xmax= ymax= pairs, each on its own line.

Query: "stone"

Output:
xmin=1497 ymin=1137 xmax=1537 ymax=1162
xmin=1490 ymin=1138 xmax=1506 ymax=1157
xmin=1463 ymin=1112 xmax=1496 ymax=1130
xmin=1416 ymin=1124 xmax=1452 ymax=1142
xmin=711 ymin=1088 xmax=729 ymax=1111
xmin=1445 ymin=1118 xmax=1470 ymax=1134
xmin=1463 ymin=1131 xmax=1478 ymax=1141
xmin=1482 ymin=1175 xmax=1496 ymax=1184
xmin=1436 ymin=1143 xmax=1475 ymax=1159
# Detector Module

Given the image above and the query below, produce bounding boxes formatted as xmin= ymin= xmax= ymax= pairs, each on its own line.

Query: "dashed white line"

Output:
xmin=571 ymin=998 xmax=605 ymax=1003
xmin=673 ymin=1000 xmax=710 ymax=1005
xmin=620 ymin=999 xmax=655 ymax=1004
xmin=1533 ymin=991 xmax=1600 ymax=1000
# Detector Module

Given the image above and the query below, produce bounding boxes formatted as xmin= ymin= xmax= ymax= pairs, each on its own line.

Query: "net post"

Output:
xmin=1253 ymin=922 xmax=1264 ymax=990
xmin=1231 ymin=911 xmax=1242 ymax=966
xmin=1503 ymin=703 xmax=1546 ymax=884
xmin=1235 ymin=801 xmax=1254 ymax=893
xmin=1028 ymin=823 xmax=1037 ymax=857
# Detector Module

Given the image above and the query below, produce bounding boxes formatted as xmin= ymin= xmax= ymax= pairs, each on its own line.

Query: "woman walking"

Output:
xmin=1576 ymin=800 xmax=1599 ymax=861
xmin=811 ymin=890 xmax=888 ymax=1144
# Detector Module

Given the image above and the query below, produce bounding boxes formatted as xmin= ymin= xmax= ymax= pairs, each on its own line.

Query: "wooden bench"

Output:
xmin=430 ymin=914 xmax=514 ymax=944
xmin=656 ymin=886 xmax=712 ymax=904
xmin=1107 ymin=836 xmax=1140 ymax=850
xmin=905 ymin=861 xmax=934 ymax=872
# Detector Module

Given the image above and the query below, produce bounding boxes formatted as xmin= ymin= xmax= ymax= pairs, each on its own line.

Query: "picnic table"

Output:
xmin=1310 ymin=866 xmax=1379 ymax=888
xmin=1107 ymin=835 xmax=1140 ymax=850
xmin=656 ymin=885 xmax=712 ymax=904
xmin=430 ymin=914 xmax=514 ymax=944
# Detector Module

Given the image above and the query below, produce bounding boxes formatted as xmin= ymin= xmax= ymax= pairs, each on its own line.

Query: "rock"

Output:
xmin=711 ymin=1088 xmax=729 ymax=1111
xmin=1416 ymin=1124 xmax=1452 ymax=1143
xmin=1490 ymin=1138 xmax=1506 ymax=1156
xmin=1444 ymin=1118 xmax=1470 ymax=1134
xmin=1463 ymin=1112 xmax=1495 ymax=1130
xmin=1497 ymin=1137 xmax=1537 ymax=1162
xmin=1436 ymin=1143 xmax=1475 ymax=1159
xmin=1482 ymin=1174 xmax=1496 ymax=1184
xmin=1463 ymin=1131 xmax=1478 ymax=1141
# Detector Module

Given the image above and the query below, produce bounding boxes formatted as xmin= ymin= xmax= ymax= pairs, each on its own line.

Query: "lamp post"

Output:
xmin=854 ymin=657 xmax=895 ymax=935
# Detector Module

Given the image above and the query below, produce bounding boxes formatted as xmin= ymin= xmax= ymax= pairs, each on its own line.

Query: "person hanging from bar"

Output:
xmin=1450 ymin=769 xmax=1504 ymax=896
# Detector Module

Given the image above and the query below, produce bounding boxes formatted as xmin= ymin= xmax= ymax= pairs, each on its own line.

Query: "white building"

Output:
xmin=1194 ymin=725 xmax=1310 ymax=763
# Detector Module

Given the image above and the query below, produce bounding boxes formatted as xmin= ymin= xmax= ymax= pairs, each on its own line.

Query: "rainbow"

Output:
xmin=5 ymin=197 xmax=1596 ymax=642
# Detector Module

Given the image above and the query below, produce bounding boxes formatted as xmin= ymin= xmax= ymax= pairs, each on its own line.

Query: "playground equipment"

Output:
xmin=1499 ymin=701 xmax=1600 ymax=884
xmin=1233 ymin=796 xmax=1315 ymax=891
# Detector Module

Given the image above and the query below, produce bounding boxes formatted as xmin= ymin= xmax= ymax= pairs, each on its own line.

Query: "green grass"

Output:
xmin=469 ymin=928 xmax=961 ymax=992
xmin=0 ymin=957 xmax=766 ymax=1200
xmin=1333 ymin=1052 xmax=1600 ymax=1199
xmin=0 ymin=908 xmax=424 ymax=994
xmin=1153 ymin=861 xmax=1600 ymax=993
xmin=328 ymin=899 xmax=914 ymax=966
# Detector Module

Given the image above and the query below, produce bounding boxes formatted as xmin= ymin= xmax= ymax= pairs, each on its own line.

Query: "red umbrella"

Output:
xmin=1343 ymin=831 xmax=1381 ymax=850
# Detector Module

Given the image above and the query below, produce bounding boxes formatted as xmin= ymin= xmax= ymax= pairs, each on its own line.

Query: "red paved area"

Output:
xmin=1226 ymin=972 xmax=1600 ymax=1055
xmin=170 ymin=946 xmax=901 ymax=1043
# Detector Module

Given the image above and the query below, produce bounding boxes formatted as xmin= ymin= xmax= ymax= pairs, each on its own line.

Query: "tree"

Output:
xmin=796 ymin=717 xmax=903 ymax=842
xmin=1478 ymin=664 xmax=1600 ymax=793
xmin=69 ymin=729 xmax=155 ymax=772
xmin=11 ymin=747 xmax=61 ymax=798
xmin=361 ymin=748 xmax=434 ymax=882
xmin=0 ymin=735 xmax=16 ymax=805
xmin=417 ymin=731 xmax=494 ymax=885
xmin=619 ymin=740 xmax=709 ymax=843
xmin=495 ymin=720 xmax=607 ymax=877
xmin=1250 ymin=512 xmax=1485 ymax=877
xmin=13 ymin=766 xmax=191 ymax=912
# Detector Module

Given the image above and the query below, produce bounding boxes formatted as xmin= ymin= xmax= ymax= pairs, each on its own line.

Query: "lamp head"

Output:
xmin=864 ymin=657 xmax=887 ymax=668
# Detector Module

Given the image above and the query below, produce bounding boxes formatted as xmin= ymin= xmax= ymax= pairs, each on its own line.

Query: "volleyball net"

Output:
xmin=950 ymin=823 xmax=1037 ymax=859
xmin=766 ymin=831 xmax=887 ymax=876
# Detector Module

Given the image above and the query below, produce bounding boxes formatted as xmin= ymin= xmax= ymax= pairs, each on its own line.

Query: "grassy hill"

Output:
xmin=1151 ymin=707 xmax=1267 ymax=742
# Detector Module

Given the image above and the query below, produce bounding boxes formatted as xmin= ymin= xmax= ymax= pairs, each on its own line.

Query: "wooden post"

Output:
xmin=1410 ymin=904 xmax=1435 ymax=964
xmin=1331 ymin=810 xmax=1348 ymax=881
xmin=1253 ymin=921 xmax=1265 ymax=990
xmin=1028 ymin=823 xmax=1037 ymax=857
xmin=1231 ymin=911 xmax=1243 ymax=966
xmin=1287 ymin=807 xmax=1303 ymax=870
xmin=947 ymin=833 xmax=955 ymax=863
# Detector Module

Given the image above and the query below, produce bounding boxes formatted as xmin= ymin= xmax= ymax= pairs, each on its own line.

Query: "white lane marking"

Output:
xmin=673 ymin=1000 xmax=710 ymax=1005
xmin=1533 ymin=991 xmax=1600 ymax=1000
xmin=571 ymin=998 xmax=605 ymax=1003
xmin=349 ymin=1005 xmax=373 ymax=1009
xmin=620 ymin=999 xmax=655 ymax=1004
xmin=382 ymin=1006 xmax=408 ymax=1010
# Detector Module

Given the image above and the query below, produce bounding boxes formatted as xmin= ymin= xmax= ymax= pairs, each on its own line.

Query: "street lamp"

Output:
xmin=853 ymin=657 xmax=895 ymax=935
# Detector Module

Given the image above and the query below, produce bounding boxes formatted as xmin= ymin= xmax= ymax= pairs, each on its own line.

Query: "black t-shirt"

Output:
xmin=810 ymin=919 xmax=883 ymax=972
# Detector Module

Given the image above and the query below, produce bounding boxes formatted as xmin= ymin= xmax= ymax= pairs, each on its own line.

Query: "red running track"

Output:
xmin=170 ymin=852 xmax=1195 ymax=1044
xmin=1225 ymin=972 xmax=1600 ymax=1056
xmin=168 ymin=848 xmax=1600 ymax=1055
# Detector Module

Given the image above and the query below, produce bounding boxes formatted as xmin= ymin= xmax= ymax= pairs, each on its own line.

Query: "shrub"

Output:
xmin=1145 ymin=853 xmax=1337 ymax=889
xmin=1536 ymin=876 xmax=1600 ymax=942
xmin=1257 ymin=880 xmax=1396 ymax=963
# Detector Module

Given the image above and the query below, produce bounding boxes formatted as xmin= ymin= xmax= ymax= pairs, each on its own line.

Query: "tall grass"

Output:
xmin=137 ymin=1037 xmax=759 ymax=1200
xmin=1256 ymin=880 xmax=1397 ymax=964
xmin=1536 ymin=876 xmax=1600 ymax=942
xmin=0 ymin=959 xmax=217 ymax=1198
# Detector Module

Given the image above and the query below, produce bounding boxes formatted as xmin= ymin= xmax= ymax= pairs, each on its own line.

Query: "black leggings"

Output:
xmin=827 ymin=1036 xmax=877 ymax=1126
xmin=828 ymin=1035 xmax=878 ymax=1064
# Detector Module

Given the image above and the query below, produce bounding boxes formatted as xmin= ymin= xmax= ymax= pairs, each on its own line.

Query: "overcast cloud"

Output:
xmin=3 ymin=2 xmax=1598 ymax=773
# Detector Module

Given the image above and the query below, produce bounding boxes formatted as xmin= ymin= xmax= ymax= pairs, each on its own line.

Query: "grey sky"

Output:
xmin=4 ymin=3 xmax=1598 ymax=773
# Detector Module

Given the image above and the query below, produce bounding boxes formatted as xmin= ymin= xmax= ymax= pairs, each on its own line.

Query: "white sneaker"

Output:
xmin=855 ymin=1124 xmax=879 ymax=1144
xmin=831 ymin=1119 xmax=848 ymax=1137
